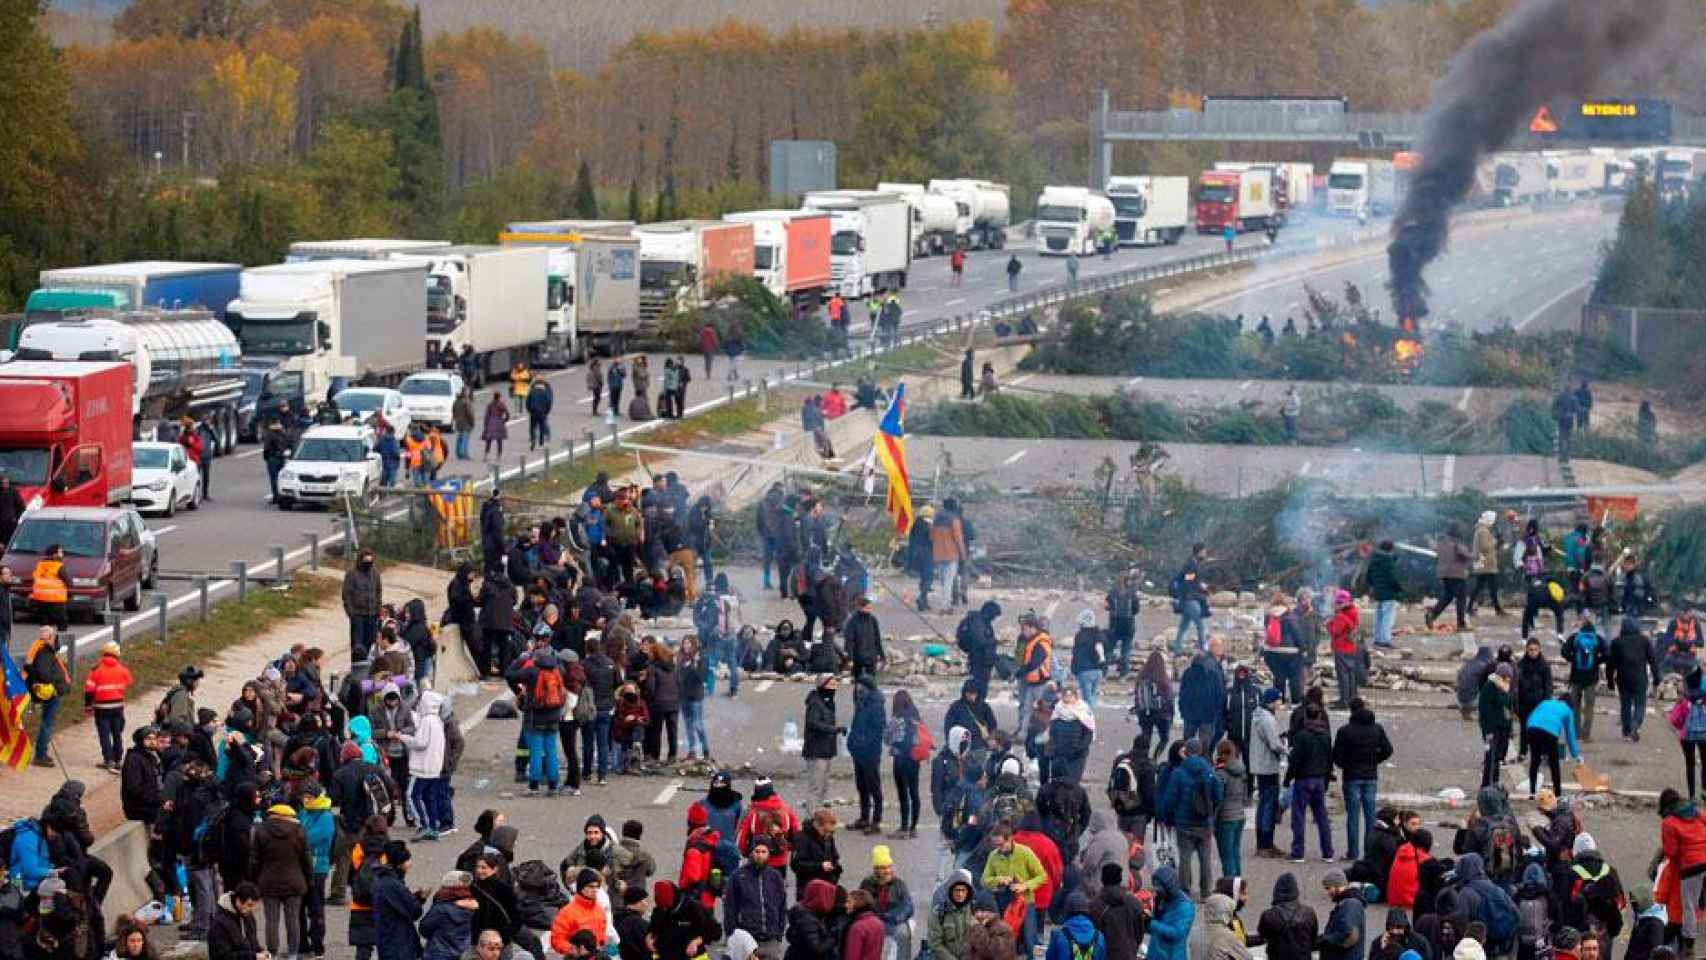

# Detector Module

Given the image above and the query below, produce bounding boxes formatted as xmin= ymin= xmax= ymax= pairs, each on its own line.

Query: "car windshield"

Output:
xmin=0 ymin=448 xmax=52 ymax=486
xmin=295 ymin=437 xmax=367 ymax=462
xmin=134 ymin=447 xmax=171 ymax=470
xmin=401 ymin=378 xmax=451 ymax=397
xmin=11 ymin=518 xmax=105 ymax=557
xmin=335 ymin=391 xmax=386 ymax=414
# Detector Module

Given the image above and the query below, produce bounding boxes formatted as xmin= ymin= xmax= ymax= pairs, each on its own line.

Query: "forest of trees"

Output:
xmin=1593 ymin=177 xmax=1706 ymax=311
xmin=6 ymin=0 xmax=1706 ymax=309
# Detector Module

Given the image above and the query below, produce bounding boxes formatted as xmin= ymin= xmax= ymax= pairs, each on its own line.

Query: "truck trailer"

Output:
xmin=1196 ymin=169 xmax=1277 ymax=234
xmin=1492 ymin=153 xmax=1548 ymax=206
xmin=1034 ymin=186 xmax=1116 ymax=256
xmin=0 ymin=361 xmax=134 ymax=510
xmin=392 ymin=245 xmax=551 ymax=377
xmin=286 ymin=238 xmax=450 ymax=262
xmin=926 ymin=179 xmax=1010 ymax=250
xmin=225 ymin=259 xmax=427 ymax=404
xmin=496 ymin=231 xmax=641 ymax=361
xmin=23 ymin=261 xmax=242 ymax=334
xmin=632 ymin=220 xmax=757 ymax=325
xmin=1105 ymin=176 xmax=1189 ymax=247
xmin=800 ymin=191 xmax=912 ymax=298
xmin=877 ymin=183 xmax=961 ymax=256
xmin=1326 ymin=159 xmax=1398 ymax=218
xmin=721 ymin=210 xmax=833 ymax=310
xmin=14 ymin=309 xmax=247 ymax=451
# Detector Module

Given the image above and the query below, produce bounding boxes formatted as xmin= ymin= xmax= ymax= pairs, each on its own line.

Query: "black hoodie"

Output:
xmin=1369 ymin=908 xmax=1432 ymax=960
xmin=1256 ymin=873 xmax=1319 ymax=960
xmin=1091 ymin=882 xmax=1146 ymax=960
xmin=1332 ymin=708 xmax=1394 ymax=782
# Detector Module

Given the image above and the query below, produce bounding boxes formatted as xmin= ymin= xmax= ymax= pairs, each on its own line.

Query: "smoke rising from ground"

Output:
xmin=1387 ymin=0 xmax=1671 ymax=322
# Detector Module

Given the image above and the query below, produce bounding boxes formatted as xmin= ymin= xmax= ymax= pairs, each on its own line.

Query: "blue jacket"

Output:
xmin=1178 ymin=655 xmax=1225 ymax=726
xmin=1145 ymin=867 xmax=1195 ymax=960
xmin=300 ymin=804 xmax=337 ymax=875
xmin=9 ymin=819 xmax=53 ymax=890
xmin=1319 ymin=891 xmax=1367 ymax=960
xmin=1158 ymin=755 xmax=1223 ymax=829
xmin=372 ymin=864 xmax=424 ymax=960
xmin=377 ymin=433 xmax=401 ymax=468
xmin=1525 ymin=699 xmax=1581 ymax=760
xmin=420 ymin=898 xmax=475 ymax=960
xmin=846 ymin=679 xmax=887 ymax=761
xmin=725 ymin=861 xmax=787 ymax=941
xmin=1044 ymin=914 xmax=1106 ymax=960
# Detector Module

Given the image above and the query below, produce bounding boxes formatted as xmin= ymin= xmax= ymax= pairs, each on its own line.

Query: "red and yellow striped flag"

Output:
xmin=0 ymin=645 xmax=36 ymax=769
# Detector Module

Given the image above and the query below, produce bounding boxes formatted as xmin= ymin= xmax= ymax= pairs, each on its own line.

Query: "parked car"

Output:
xmin=397 ymin=371 xmax=464 ymax=430
xmin=332 ymin=387 xmax=411 ymax=436
xmin=275 ymin=424 xmax=382 ymax=510
xmin=130 ymin=442 xmax=201 ymax=516
xmin=2 ymin=506 xmax=158 ymax=621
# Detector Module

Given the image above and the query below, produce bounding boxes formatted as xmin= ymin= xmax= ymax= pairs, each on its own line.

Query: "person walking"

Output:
xmin=1332 ymin=699 xmax=1394 ymax=863
xmin=343 ymin=548 xmax=383 ymax=662
xmin=481 ymin=392 xmax=510 ymax=461
xmin=1469 ymin=511 xmax=1505 ymax=617
xmin=262 ymin=421 xmax=291 ymax=503
xmin=84 ymin=640 xmax=133 ymax=771
xmin=1286 ymin=704 xmax=1335 ymax=863
xmin=847 ymin=675 xmax=887 ymax=835
xmin=1525 ymin=695 xmax=1581 ymax=797
xmin=1070 ymin=610 xmax=1106 ymax=709
xmin=1479 ymin=664 xmax=1515 ymax=788
xmin=1249 ymin=689 xmax=1287 ymax=858
xmin=1172 ymin=544 xmax=1211 ymax=653
xmin=1426 ymin=524 xmax=1472 ymax=631
xmin=1005 ymin=255 xmax=1022 ymax=292
xmin=1562 ymin=616 xmax=1605 ymax=742
xmin=698 ymin=322 xmax=719 ymax=379
xmin=803 ymin=675 xmax=840 ymax=813
xmin=525 ymin=378 xmax=553 ymax=451
xmin=1607 ymin=616 xmax=1660 ymax=742
xmin=450 ymin=388 xmax=475 ymax=461
xmin=949 ymin=248 xmax=965 ymax=287
xmin=1135 ymin=652 xmax=1175 ymax=754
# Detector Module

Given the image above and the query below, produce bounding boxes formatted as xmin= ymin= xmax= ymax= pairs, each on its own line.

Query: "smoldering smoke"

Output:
xmin=1387 ymin=0 xmax=1671 ymax=322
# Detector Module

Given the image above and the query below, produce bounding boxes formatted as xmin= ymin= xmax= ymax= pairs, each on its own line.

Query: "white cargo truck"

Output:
xmin=285 ymin=238 xmax=449 ymax=262
xmin=391 ymin=245 xmax=549 ymax=380
xmin=1034 ymin=186 xmax=1115 ymax=256
xmin=498 ymin=230 xmax=641 ymax=362
xmin=1545 ymin=152 xmax=1605 ymax=198
xmin=1492 ymin=153 xmax=1548 ymax=206
xmin=225 ymin=259 xmax=427 ymax=404
xmin=926 ymin=179 xmax=1010 ymax=249
xmin=1326 ymin=159 xmax=1398 ymax=218
xmin=878 ymin=183 xmax=961 ymax=256
xmin=800 ymin=191 xmax=912 ymax=298
xmin=1105 ymin=176 xmax=1189 ymax=247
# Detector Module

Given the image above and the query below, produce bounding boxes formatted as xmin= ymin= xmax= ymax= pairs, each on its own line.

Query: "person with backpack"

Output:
xmin=1566 ymin=833 xmax=1625 ymax=943
xmin=1319 ymin=870 xmax=1369 ymax=960
xmin=885 ymin=690 xmax=929 ymax=839
xmin=1258 ymin=872 xmax=1319 ymax=960
xmin=1044 ymin=893 xmax=1107 ymax=960
xmin=1263 ymin=597 xmax=1306 ymax=704
xmin=1333 ymin=699 xmax=1395 ymax=864
xmin=1562 ymin=616 xmax=1605 ymax=743
xmin=1512 ymin=863 xmax=1555 ymax=960
xmin=504 ymin=640 xmax=568 ymax=797
xmin=1179 ymin=641 xmax=1227 ymax=752
xmin=956 ymin=602 xmax=1002 ymax=701
xmin=1146 ymin=866 xmax=1196 ymax=960
xmin=1134 ymin=652 xmax=1175 ymax=756
xmin=1607 ymin=616 xmax=1661 ymax=742
xmin=1107 ymin=734 xmax=1156 ymax=837
xmin=929 ymin=871 xmax=978 ymax=960
xmin=1673 ymin=671 xmax=1706 ymax=799
xmin=736 ymin=778 xmax=801 ymax=874
xmin=1450 ymin=853 xmax=1522 ymax=955
xmin=1158 ymin=737 xmax=1223 ymax=900
xmin=1526 ymin=693 xmax=1582 ymax=797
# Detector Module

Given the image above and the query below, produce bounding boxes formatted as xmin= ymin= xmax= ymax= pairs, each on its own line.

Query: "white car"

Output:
xmin=275 ymin=425 xmax=382 ymax=510
xmin=398 ymin=371 xmax=464 ymax=430
xmin=129 ymin=442 xmax=201 ymax=516
xmin=333 ymin=387 xmax=412 ymax=437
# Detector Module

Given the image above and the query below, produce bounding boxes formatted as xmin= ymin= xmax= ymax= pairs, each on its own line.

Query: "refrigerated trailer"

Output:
xmin=800 ymin=191 xmax=912 ymax=298
xmin=1034 ymin=186 xmax=1116 ymax=256
xmin=1105 ymin=176 xmax=1189 ymax=247
xmin=721 ymin=210 xmax=833 ymax=310
xmin=393 ymin=245 xmax=550 ymax=377
xmin=23 ymin=261 xmax=242 ymax=333
xmin=632 ymin=220 xmax=757 ymax=324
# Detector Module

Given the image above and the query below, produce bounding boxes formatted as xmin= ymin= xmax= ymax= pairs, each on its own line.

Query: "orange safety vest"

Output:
xmin=30 ymin=560 xmax=66 ymax=605
xmin=1022 ymin=631 xmax=1054 ymax=685
xmin=402 ymin=434 xmax=425 ymax=469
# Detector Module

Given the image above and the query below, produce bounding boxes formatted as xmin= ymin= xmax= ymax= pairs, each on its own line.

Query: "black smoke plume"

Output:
xmin=1387 ymin=0 xmax=1670 ymax=322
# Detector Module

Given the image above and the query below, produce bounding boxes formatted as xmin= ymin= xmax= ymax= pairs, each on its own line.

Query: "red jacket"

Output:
xmin=698 ymin=325 xmax=719 ymax=355
xmin=842 ymin=907 xmax=886 ymax=960
xmin=1386 ymin=842 xmax=1429 ymax=909
xmin=1328 ymin=605 xmax=1361 ymax=656
xmin=1662 ymin=808 xmax=1706 ymax=872
xmin=84 ymin=654 xmax=133 ymax=708
xmin=1012 ymin=829 xmax=1062 ymax=909
xmin=180 ymin=431 xmax=204 ymax=466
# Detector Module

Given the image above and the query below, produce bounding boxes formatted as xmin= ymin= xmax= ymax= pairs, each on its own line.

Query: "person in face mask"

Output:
xmin=343 ymin=549 xmax=385 ymax=662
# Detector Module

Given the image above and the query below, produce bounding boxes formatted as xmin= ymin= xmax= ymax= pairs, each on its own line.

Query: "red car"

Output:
xmin=2 ymin=506 xmax=158 ymax=622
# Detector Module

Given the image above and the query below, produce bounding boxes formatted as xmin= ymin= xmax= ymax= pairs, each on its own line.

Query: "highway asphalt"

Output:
xmin=14 ymin=208 xmax=1595 ymax=654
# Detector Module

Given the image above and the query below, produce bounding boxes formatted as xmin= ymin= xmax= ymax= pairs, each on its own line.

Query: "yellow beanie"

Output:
xmin=872 ymin=845 xmax=893 ymax=868
xmin=267 ymin=804 xmax=297 ymax=818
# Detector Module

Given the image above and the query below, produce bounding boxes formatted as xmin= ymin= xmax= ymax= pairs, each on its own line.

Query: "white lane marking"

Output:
xmin=1299 ymin=462 xmax=1312 ymax=477
xmin=1003 ymin=450 xmax=1028 ymax=466
xmin=154 ymin=525 xmax=178 ymax=537
xmin=1457 ymin=387 xmax=1475 ymax=412
xmin=1127 ymin=376 xmax=1144 ymax=386
xmin=1008 ymin=374 xmax=1036 ymax=387
xmin=1517 ymin=280 xmax=1591 ymax=331
xmin=1239 ymin=380 xmax=1254 ymax=390
xmin=754 ymin=680 xmax=775 ymax=693
xmin=652 ymin=780 xmax=683 ymax=806
xmin=945 ymin=297 xmax=968 ymax=306
xmin=1442 ymin=455 xmax=1458 ymax=493
xmin=234 ymin=448 xmax=263 ymax=460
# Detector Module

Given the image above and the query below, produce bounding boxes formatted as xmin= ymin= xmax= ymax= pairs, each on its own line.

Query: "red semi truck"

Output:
xmin=1195 ymin=168 xmax=1279 ymax=234
xmin=0 ymin=362 xmax=134 ymax=512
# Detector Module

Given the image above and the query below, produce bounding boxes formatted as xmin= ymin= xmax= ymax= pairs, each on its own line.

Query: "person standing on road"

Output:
xmin=1179 ymin=638 xmax=1227 ymax=751
xmin=606 ymin=358 xmax=627 ymax=421
xmin=1105 ymin=573 xmax=1138 ymax=677
xmin=1525 ymin=695 xmax=1580 ymax=796
xmin=1172 ymin=543 xmax=1211 ymax=653
xmin=1223 ymin=224 xmax=1237 ymax=253
xmin=960 ymin=350 xmax=975 ymax=400
xmin=1015 ymin=614 xmax=1055 ymax=740
xmin=1065 ymin=252 xmax=1080 ymax=288
xmin=909 ymin=508 xmax=936 ymax=613
xmin=698 ymin=322 xmax=719 ymax=379
xmin=847 ymin=674 xmax=887 ymax=835
xmin=481 ymin=391 xmax=510 ymax=461
xmin=1553 ymin=388 xmax=1578 ymax=461
xmin=1478 ymin=664 xmax=1514 ymax=788
xmin=1005 ymin=255 xmax=1022 ymax=293
xmin=526 ymin=378 xmax=554 ymax=451
xmin=1562 ymin=615 xmax=1605 ymax=743
xmin=1158 ymin=737 xmax=1222 ymax=899
xmin=1468 ymin=511 xmax=1505 ymax=618
xmin=673 ymin=356 xmax=691 ymax=419
xmin=1363 ymin=542 xmax=1401 ymax=650
xmin=1332 ymin=698 xmax=1394 ymax=863
xmin=1425 ymin=524 xmax=1472 ymax=632
xmin=452 ymin=388 xmax=475 ymax=461
xmin=586 ymin=358 xmax=605 ymax=416
xmin=1286 ymin=703 xmax=1335 ymax=863
xmin=84 ymin=640 xmax=133 ymax=771
xmin=1249 ymin=689 xmax=1287 ymax=859
xmin=1327 ymin=590 xmax=1362 ymax=708
xmin=950 ymin=248 xmax=965 ymax=287
xmin=262 ymin=421 xmax=291 ymax=503
xmin=1281 ymin=387 xmax=1301 ymax=443
xmin=803 ymin=675 xmax=841 ymax=813
xmin=1607 ymin=616 xmax=1660 ymax=742
xmin=23 ymin=626 xmax=67 ymax=766
xmin=343 ymin=548 xmax=383 ymax=662
xmin=930 ymin=507 xmax=967 ymax=610
xmin=1070 ymin=610 xmax=1106 ymax=709
xmin=1514 ymin=637 xmax=1553 ymax=762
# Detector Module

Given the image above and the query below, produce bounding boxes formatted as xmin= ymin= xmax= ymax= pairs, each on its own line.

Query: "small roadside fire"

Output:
xmin=1394 ymin=338 xmax=1424 ymax=365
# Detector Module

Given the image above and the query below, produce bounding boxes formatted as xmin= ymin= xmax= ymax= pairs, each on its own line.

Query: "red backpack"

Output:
xmin=910 ymin=721 xmax=934 ymax=763
xmin=532 ymin=664 xmax=566 ymax=710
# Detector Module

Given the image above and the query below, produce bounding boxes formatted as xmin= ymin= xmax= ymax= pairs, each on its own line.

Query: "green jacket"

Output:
xmin=1365 ymin=550 xmax=1402 ymax=602
xmin=604 ymin=504 xmax=642 ymax=546
xmin=982 ymin=842 xmax=1046 ymax=895
xmin=1478 ymin=677 xmax=1512 ymax=738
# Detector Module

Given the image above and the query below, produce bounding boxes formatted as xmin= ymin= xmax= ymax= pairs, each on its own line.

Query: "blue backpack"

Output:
xmin=1685 ymin=699 xmax=1706 ymax=742
xmin=1484 ymin=885 xmax=1521 ymax=952
xmin=1571 ymin=631 xmax=1599 ymax=672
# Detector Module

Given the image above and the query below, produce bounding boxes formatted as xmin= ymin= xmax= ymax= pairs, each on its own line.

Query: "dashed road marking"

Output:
xmin=1442 ymin=455 xmax=1457 ymax=493
xmin=945 ymin=297 xmax=967 ymax=306
xmin=754 ymin=680 xmax=775 ymax=693
xmin=652 ymin=780 xmax=684 ymax=806
xmin=1127 ymin=377 xmax=1144 ymax=386
xmin=1299 ymin=462 xmax=1311 ymax=478
xmin=1457 ymin=387 xmax=1475 ymax=412
xmin=1008 ymin=374 xmax=1035 ymax=387
xmin=1239 ymin=380 xmax=1254 ymax=390
xmin=1003 ymin=450 xmax=1028 ymax=466
xmin=154 ymin=525 xmax=178 ymax=536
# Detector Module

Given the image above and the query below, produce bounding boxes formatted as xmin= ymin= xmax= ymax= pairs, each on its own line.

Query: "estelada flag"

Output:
xmin=875 ymin=383 xmax=913 ymax=534
xmin=0 ymin=645 xmax=36 ymax=769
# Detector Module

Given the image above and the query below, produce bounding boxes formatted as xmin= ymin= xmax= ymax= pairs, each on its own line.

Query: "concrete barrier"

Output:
xmin=90 ymin=820 xmax=155 ymax=917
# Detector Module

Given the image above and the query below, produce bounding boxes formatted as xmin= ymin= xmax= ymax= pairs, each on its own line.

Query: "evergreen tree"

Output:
xmin=627 ymin=178 xmax=641 ymax=223
xmin=573 ymin=160 xmax=598 ymax=218
xmin=1593 ymin=179 xmax=1673 ymax=308
xmin=726 ymin=116 xmax=741 ymax=183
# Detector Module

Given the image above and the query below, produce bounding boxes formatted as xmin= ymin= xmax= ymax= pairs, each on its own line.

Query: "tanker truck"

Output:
xmin=877 ymin=183 xmax=962 ymax=256
xmin=13 ymin=309 xmax=247 ymax=450
xmin=926 ymin=179 xmax=1010 ymax=250
xmin=1034 ymin=186 xmax=1115 ymax=256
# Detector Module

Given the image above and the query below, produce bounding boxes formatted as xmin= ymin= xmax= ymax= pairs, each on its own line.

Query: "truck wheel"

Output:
xmin=223 ymin=410 xmax=237 ymax=451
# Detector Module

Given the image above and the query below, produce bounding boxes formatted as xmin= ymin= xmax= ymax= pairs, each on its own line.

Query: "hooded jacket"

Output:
xmin=1366 ymin=549 xmax=1402 ymax=603
xmin=373 ymin=863 xmax=426 ymax=960
xmin=1286 ymin=716 xmax=1334 ymax=783
xmin=1516 ymin=651 xmax=1554 ymax=714
xmin=1090 ymin=879 xmax=1145 ymax=960
xmin=845 ymin=608 xmax=883 ymax=668
xmin=1044 ymin=912 xmax=1107 ymax=960
xmin=944 ymin=686 xmax=998 ymax=749
xmin=1158 ymin=754 xmax=1223 ymax=830
xmin=1370 ymin=909 xmax=1431 ymax=960
xmin=928 ymin=872 xmax=977 ymax=960
xmin=1607 ymin=622 xmax=1661 ymax=692
xmin=783 ymin=880 xmax=838 ymax=960
xmin=1216 ymin=755 xmax=1249 ymax=822
xmin=1248 ymin=705 xmax=1285 ymax=777
xmin=1145 ymin=867 xmax=1196 ymax=960
xmin=1525 ymin=699 xmax=1581 ymax=759
xmin=847 ymin=677 xmax=888 ymax=761
xmin=803 ymin=686 xmax=838 ymax=760
xmin=251 ymin=806 xmax=312 ymax=899
xmin=1663 ymin=799 xmax=1706 ymax=873
xmin=792 ymin=822 xmax=842 ymax=898
xmin=1257 ymin=874 xmax=1320 ymax=960
xmin=403 ymin=690 xmax=449 ymax=779
xmin=1199 ymin=894 xmax=1250 ymax=960
xmin=300 ymin=793 xmax=336 ymax=875
xmin=1449 ymin=854 xmax=1519 ymax=951
xmin=1224 ymin=670 xmax=1261 ymax=748
xmin=208 ymin=892 xmax=263 ymax=960
xmin=422 ymin=887 xmax=476 ymax=960
xmin=842 ymin=898 xmax=886 ymax=960
xmin=1333 ymin=707 xmax=1394 ymax=782
xmin=1178 ymin=655 xmax=1226 ymax=726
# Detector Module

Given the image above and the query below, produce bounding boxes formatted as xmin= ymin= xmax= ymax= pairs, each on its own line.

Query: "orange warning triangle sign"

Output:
xmin=1529 ymin=105 xmax=1560 ymax=134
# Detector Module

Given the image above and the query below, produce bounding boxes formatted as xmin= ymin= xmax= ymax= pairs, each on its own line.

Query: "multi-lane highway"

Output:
xmin=19 ymin=206 xmax=1603 ymax=654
